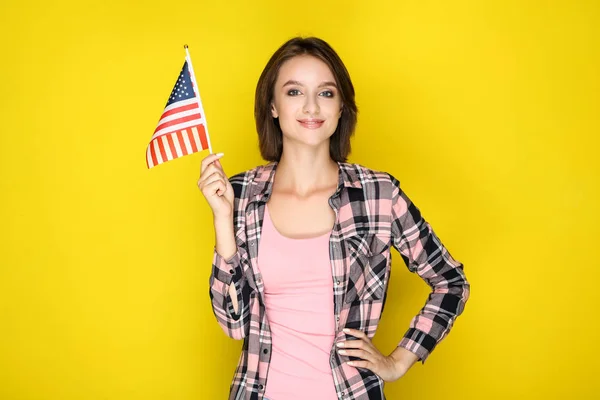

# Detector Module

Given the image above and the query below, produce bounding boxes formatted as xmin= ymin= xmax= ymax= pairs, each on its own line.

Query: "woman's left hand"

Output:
xmin=336 ymin=328 xmax=418 ymax=382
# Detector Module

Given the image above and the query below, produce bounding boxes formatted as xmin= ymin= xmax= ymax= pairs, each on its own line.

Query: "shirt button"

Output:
xmin=263 ymin=348 xmax=268 ymax=354
xmin=250 ymin=242 xmax=255 ymax=246
xmin=335 ymin=280 xmax=340 ymax=285
xmin=258 ymin=384 xmax=264 ymax=390
xmin=336 ymin=316 xmax=340 ymax=322
xmin=229 ymin=269 xmax=234 ymax=274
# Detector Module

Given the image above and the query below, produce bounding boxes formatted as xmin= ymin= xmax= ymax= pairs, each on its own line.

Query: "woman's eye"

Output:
xmin=287 ymin=89 xmax=301 ymax=96
xmin=320 ymin=90 xmax=334 ymax=98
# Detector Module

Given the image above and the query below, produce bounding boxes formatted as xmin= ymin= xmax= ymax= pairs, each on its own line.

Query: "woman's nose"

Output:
xmin=302 ymin=95 xmax=320 ymax=115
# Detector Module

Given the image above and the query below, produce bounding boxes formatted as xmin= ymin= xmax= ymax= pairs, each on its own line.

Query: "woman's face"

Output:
xmin=271 ymin=55 xmax=343 ymax=150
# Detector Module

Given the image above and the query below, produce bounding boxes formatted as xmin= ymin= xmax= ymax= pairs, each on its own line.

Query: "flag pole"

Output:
xmin=184 ymin=44 xmax=213 ymax=154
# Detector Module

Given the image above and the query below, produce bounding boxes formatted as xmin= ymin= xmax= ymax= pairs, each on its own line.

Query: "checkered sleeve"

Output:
xmin=209 ymin=248 xmax=250 ymax=340
xmin=388 ymin=175 xmax=470 ymax=363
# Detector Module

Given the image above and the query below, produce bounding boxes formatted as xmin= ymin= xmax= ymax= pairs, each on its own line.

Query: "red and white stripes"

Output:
xmin=146 ymin=124 xmax=208 ymax=168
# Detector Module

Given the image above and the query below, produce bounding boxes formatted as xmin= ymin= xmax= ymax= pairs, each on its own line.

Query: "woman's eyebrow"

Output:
xmin=318 ymin=81 xmax=338 ymax=88
xmin=282 ymin=80 xmax=303 ymax=87
xmin=281 ymin=80 xmax=338 ymax=88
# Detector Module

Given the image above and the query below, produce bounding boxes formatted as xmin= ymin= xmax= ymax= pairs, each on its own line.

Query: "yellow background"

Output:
xmin=1 ymin=0 xmax=598 ymax=399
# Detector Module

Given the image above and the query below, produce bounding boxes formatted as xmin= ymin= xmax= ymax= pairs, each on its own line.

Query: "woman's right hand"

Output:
xmin=198 ymin=153 xmax=234 ymax=220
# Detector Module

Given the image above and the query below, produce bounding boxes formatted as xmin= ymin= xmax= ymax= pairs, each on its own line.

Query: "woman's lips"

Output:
xmin=298 ymin=119 xmax=325 ymax=129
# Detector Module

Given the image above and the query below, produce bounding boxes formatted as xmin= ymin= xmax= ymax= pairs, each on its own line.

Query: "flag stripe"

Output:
xmin=173 ymin=132 xmax=184 ymax=157
xmin=163 ymin=97 xmax=197 ymax=113
xmin=150 ymin=141 xmax=158 ymax=167
xmin=146 ymin=144 xmax=153 ymax=168
xmin=190 ymin=128 xmax=199 ymax=153
xmin=160 ymin=102 xmax=199 ymax=119
xmin=197 ymin=124 xmax=208 ymax=150
xmin=161 ymin=135 xmax=173 ymax=160
xmin=176 ymin=131 xmax=188 ymax=156
xmin=151 ymin=118 xmax=205 ymax=140
xmin=154 ymin=113 xmax=201 ymax=134
xmin=166 ymin=134 xmax=178 ymax=159
xmin=157 ymin=107 xmax=201 ymax=127
xmin=153 ymin=139 xmax=163 ymax=165
xmin=191 ymin=127 xmax=202 ymax=152
xmin=182 ymin=129 xmax=193 ymax=154
xmin=158 ymin=136 xmax=168 ymax=162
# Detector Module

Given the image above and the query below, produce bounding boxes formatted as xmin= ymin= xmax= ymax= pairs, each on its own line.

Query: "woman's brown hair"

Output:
xmin=254 ymin=37 xmax=358 ymax=162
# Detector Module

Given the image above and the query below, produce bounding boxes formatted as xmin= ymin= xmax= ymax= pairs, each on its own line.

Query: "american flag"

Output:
xmin=146 ymin=54 xmax=211 ymax=168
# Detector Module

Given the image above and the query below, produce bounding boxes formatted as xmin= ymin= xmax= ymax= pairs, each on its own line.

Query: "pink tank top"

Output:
xmin=257 ymin=204 xmax=337 ymax=400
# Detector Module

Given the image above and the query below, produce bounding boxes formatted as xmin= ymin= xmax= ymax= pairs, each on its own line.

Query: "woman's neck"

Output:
xmin=274 ymin=149 xmax=339 ymax=198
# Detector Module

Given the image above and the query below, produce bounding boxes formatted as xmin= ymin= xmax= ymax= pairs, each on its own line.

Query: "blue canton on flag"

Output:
xmin=166 ymin=61 xmax=196 ymax=106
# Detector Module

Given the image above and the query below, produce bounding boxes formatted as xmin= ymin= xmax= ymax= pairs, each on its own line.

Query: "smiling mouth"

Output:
xmin=298 ymin=119 xmax=325 ymax=129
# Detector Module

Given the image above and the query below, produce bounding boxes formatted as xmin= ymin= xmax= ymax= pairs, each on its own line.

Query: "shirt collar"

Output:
xmin=248 ymin=160 xmax=362 ymax=205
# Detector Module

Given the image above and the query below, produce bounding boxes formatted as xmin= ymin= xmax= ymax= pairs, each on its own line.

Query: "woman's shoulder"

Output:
xmin=226 ymin=162 xmax=277 ymax=202
xmin=227 ymin=162 xmax=274 ymax=185
xmin=340 ymin=162 xmax=400 ymax=187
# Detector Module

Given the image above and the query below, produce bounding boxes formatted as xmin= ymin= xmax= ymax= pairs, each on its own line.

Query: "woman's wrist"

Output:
xmin=389 ymin=346 xmax=419 ymax=373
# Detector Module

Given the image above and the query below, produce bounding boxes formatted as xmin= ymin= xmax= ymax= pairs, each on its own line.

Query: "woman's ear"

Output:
xmin=271 ymin=103 xmax=278 ymax=118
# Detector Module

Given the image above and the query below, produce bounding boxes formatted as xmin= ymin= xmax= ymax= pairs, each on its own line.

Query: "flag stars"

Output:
xmin=163 ymin=62 xmax=196 ymax=106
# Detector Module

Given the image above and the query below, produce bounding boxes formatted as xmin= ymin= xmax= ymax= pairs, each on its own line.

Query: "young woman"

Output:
xmin=198 ymin=37 xmax=470 ymax=400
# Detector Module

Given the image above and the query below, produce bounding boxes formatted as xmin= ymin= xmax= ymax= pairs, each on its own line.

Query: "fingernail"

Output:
xmin=347 ymin=361 xmax=355 ymax=366
xmin=343 ymin=328 xmax=350 ymax=333
xmin=338 ymin=349 xmax=346 ymax=355
xmin=336 ymin=342 xmax=345 ymax=348
xmin=215 ymin=152 xmax=224 ymax=157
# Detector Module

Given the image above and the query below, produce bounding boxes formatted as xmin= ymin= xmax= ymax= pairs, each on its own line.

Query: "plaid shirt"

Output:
xmin=209 ymin=161 xmax=470 ymax=400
